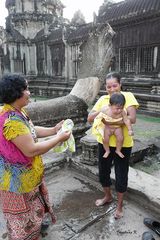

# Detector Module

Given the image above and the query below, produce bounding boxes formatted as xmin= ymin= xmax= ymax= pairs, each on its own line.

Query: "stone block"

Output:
xmin=80 ymin=135 xmax=98 ymax=165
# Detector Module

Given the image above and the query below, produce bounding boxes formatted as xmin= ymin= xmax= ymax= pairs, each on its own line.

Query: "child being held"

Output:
xmin=92 ymin=93 xmax=133 ymax=158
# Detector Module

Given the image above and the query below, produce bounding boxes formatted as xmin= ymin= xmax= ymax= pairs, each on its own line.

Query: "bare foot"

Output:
xmin=103 ymin=151 xmax=110 ymax=158
xmin=95 ymin=197 xmax=112 ymax=207
xmin=115 ymin=150 xmax=124 ymax=158
xmin=114 ymin=209 xmax=123 ymax=219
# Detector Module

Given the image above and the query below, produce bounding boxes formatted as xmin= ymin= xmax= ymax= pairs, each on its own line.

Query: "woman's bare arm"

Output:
xmin=122 ymin=110 xmax=134 ymax=135
xmin=35 ymin=120 xmax=64 ymax=138
xmin=87 ymin=111 xmax=100 ymax=123
xmin=11 ymin=131 xmax=71 ymax=157
xmin=126 ymin=106 xmax=137 ymax=124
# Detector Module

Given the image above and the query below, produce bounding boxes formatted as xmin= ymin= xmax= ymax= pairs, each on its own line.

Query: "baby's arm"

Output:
xmin=122 ymin=110 xmax=134 ymax=136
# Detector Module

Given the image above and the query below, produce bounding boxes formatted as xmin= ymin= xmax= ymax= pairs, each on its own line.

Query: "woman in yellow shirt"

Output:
xmin=88 ymin=72 xmax=139 ymax=219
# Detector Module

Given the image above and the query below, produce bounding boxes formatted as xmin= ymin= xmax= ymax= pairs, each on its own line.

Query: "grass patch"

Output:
xmin=134 ymin=131 xmax=160 ymax=138
xmin=133 ymin=153 xmax=160 ymax=175
xmin=31 ymin=96 xmax=52 ymax=101
xmin=137 ymin=114 xmax=160 ymax=123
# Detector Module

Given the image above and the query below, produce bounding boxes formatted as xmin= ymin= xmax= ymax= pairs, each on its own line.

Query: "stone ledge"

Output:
xmin=126 ymin=167 xmax=160 ymax=215
xmin=80 ymin=134 xmax=155 ymax=166
xmin=43 ymin=151 xmax=67 ymax=175
xmin=131 ymin=139 xmax=155 ymax=164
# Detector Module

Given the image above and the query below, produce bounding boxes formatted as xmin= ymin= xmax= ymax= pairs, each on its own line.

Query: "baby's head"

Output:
xmin=109 ymin=93 xmax=126 ymax=114
xmin=110 ymin=93 xmax=125 ymax=106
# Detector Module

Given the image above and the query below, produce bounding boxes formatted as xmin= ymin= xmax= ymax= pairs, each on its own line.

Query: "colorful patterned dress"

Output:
xmin=0 ymin=104 xmax=55 ymax=240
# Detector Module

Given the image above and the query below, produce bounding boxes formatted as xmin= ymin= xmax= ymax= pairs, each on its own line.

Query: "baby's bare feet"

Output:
xmin=115 ymin=150 xmax=124 ymax=158
xmin=103 ymin=151 xmax=110 ymax=158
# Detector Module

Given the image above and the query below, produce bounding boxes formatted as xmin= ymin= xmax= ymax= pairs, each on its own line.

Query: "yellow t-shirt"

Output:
xmin=92 ymin=91 xmax=139 ymax=147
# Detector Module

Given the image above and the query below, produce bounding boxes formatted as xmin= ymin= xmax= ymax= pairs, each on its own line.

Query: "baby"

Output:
xmin=93 ymin=93 xmax=133 ymax=158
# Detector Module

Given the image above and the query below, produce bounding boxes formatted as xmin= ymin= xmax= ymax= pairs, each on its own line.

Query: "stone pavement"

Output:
xmin=0 ymin=114 xmax=160 ymax=240
xmin=39 ymin=169 xmax=160 ymax=240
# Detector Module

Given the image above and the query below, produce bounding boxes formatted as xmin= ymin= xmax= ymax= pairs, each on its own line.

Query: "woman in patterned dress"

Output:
xmin=0 ymin=74 xmax=71 ymax=240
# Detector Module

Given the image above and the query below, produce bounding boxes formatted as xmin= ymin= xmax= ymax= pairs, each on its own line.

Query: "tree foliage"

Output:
xmin=71 ymin=10 xmax=86 ymax=26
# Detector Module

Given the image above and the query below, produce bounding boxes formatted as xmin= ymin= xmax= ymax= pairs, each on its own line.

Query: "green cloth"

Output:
xmin=53 ymin=119 xmax=76 ymax=153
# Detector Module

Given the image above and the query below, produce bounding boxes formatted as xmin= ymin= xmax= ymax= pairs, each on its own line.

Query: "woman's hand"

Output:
xmin=87 ymin=111 xmax=100 ymax=123
xmin=58 ymin=131 xmax=71 ymax=142
xmin=54 ymin=120 xmax=64 ymax=134
xmin=128 ymin=130 xmax=134 ymax=136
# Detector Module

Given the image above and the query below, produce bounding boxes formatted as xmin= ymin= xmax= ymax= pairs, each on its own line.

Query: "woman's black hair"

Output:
xmin=109 ymin=93 xmax=125 ymax=106
xmin=0 ymin=74 xmax=27 ymax=104
xmin=106 ymin=72 xmax=121 ymax=84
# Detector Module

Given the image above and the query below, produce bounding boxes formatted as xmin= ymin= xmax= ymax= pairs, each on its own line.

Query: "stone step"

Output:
xmin=79 ymin=134 xmax=155 ymax=166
